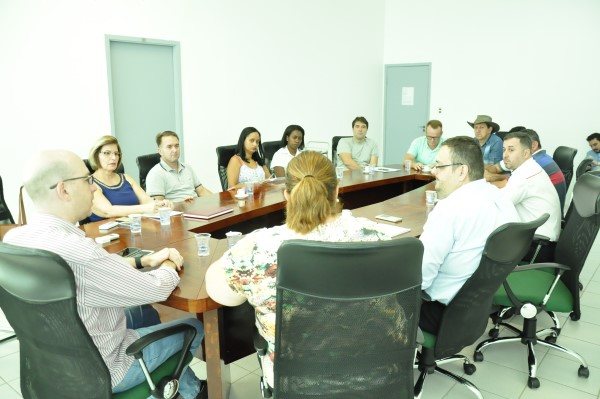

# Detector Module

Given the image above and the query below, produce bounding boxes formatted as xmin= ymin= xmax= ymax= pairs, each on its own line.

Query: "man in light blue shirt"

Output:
xmin=418 ymin=136 xmax=519 ymax=334
xmin=404 ymin=119 xmax=445 ymax=171
xmin=468 ymin=114 xmax=503 ymax=165
xmin=585 ymin=132 xmax=600 ymax=171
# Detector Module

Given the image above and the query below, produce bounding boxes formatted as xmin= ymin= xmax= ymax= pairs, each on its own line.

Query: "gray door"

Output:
xmin=383 ymin=64 xmax=431 ymax=165
xmin=106 ymin=36 xmax=183 ymax=182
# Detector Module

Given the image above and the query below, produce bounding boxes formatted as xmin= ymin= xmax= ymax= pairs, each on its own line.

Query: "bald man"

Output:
xmin=4 ymin=150 xmax=207 ymax=398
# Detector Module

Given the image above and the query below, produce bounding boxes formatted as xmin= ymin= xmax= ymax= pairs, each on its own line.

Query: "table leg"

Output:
xmin=203 ymin=309 xmax=231 ymax=399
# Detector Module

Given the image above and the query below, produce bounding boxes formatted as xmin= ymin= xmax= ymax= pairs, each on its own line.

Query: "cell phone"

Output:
xmin=375 ymin=214 xmax=402 ymax=223
xmin=119 ymin=247 xmax=154 ymax=257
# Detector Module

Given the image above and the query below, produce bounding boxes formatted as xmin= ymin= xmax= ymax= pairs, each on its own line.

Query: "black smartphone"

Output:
xmin=119 ymin=247 xmax=154 ymax=257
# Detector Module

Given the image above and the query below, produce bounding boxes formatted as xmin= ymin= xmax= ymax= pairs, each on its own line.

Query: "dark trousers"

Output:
xmin=419 ymin=300 xmax=447 ymax=335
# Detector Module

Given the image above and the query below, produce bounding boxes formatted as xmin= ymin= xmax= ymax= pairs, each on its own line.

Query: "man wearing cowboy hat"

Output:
xmin=468 ymin=115 xmax=503 ymax=165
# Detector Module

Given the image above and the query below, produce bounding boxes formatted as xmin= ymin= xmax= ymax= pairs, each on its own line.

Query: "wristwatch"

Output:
xmin=135 ymin=256 xmax=143 ymax=269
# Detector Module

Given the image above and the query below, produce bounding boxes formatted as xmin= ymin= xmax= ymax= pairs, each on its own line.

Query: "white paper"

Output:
xmin=401 ymin=87 xmax=414 ymax=106
xmin=143 ymin=210 xmax=183 ymax=219
xmin=374 ymin=223 xmax=411 ymax=237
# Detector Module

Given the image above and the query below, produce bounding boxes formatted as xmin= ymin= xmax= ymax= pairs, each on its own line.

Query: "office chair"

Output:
xmin=575 ymin=158 xmax=593 ymax=179
xmin=495 ymin=131 xmax=508 ymax=141
xmin=0 ymin=175 xmax=14 ymax=225
xmin=331 ymin=135 xmax=352 ymax=165
xmin=136 ymin=153 xmax=161 ymax=191
xmin=552 ymin=146 xmax=577 ymax=190
xmin=414 ymin=214 xmax=548 ymax=399
xmin=0 ymin=242 xmax=197 ymax=399
xmin=261 ymin=140 xmax=281 ymax=172
xmin=256 ymin=238 xmax=423 ymax=398
xmin=304 ymin=141 xmax=329 ymax=159
xmin=216 ymin=145 xmax=237 ymax=191
xmin=84 ymin=159 xmax=125 ymax=174
xmin=474 ymin=173 xmax=600 ymax=389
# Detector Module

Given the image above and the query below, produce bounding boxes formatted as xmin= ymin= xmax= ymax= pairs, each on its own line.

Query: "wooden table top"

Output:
xmin=82 ymin=168 xmax=434 ymax=313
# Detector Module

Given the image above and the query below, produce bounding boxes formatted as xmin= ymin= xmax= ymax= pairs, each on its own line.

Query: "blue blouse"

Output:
xmin=89 ymin=174 xmax=139 ymax=222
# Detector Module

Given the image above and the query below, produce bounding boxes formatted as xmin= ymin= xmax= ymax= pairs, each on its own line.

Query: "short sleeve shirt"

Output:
xmin=336 ymin=137 xmax=378 ymax=170
xmin=145 ymin=159 xmax=203 ymax=202
xmin=407 ymin=136 xmax=446 ymax=165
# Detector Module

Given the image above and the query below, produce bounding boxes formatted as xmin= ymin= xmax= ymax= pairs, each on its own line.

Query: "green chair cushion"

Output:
xmin=113 ymin=350 xmax=193 ymax=399
xmin=420 ymin=330 xmax=437 ymax=349
xmin=493 ymin=269 xmax=573 ymax=313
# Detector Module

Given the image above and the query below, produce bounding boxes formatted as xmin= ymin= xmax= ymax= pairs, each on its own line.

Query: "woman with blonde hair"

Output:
xmin=206 ymin=150 xmax=391 ymax=389
xmin=88 ymin=135 xmax=172 ymax=222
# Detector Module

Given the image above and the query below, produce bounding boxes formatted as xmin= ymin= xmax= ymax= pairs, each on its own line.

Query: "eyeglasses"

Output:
xmin=49 ymin=175 xmax=94 ymax=190
xmin=100 ymin=151 xmax=121 ymax=157
xmin=426 ymin=136 xmax=441 ymax=141
xmin=431 ymin=163 xmax=463 ymax=171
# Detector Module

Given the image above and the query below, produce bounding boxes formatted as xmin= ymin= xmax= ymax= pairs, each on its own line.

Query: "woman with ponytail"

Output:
xmin=206 ymin=151 xmax=391 ymax=388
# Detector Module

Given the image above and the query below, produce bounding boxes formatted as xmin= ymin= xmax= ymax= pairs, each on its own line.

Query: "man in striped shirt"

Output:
xmin=5 ymin=150 xmax=207 ymax=399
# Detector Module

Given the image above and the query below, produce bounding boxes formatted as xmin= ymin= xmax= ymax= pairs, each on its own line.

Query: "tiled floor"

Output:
xmin=2 ymin=238 xmax=600 ymax=399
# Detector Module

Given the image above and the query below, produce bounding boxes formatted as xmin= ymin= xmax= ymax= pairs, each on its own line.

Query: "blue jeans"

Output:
xmin=112 ymin=316 xmax=204 ymax=399
xmin=125 ymin=304 xmax=161 ymax=329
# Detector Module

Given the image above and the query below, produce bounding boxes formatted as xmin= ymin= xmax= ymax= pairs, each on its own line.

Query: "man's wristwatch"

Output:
xmin=135 ymin=256 xmax=143 ymax=269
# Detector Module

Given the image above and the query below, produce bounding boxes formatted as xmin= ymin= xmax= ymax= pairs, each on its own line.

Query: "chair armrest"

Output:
xmin=532 ymin=234 xmax=551 ymax=243
xmin=126 ymin=324 xmax=196 ymax=357
xmin=513 ymin=262 xmax=571 ymax=272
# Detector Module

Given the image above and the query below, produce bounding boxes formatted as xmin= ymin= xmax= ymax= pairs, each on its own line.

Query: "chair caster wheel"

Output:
xmin=578 ymin=366 xmax=590 ymax=378
xmin=527 ymin=377 xmax=540 ymax=389
xmin=570 ymin=312 xmax=580 ymax=321
xmin=473 ymin=352 xmax=484 ymax=362
xmin=544 ymin=335 xmax=557 ymax=343
xmin=464 ymin=363 xmax=476 ymax=375
xmin=488 ymin=328 xmax=499 ymax=338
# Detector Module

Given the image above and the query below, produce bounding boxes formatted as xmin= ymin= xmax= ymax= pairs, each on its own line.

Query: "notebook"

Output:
xmin=183 ymin=207 xmax=234 ymax=220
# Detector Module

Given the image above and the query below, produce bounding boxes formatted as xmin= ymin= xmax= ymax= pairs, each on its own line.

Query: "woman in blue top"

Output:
xmin=89 ymin=136 xmax=172 ymax=222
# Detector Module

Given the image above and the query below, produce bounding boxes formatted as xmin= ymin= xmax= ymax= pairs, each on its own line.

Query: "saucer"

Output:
xmin=235 ymin=194 xmax=248 ymax=199
xmin=422 ymin=168 xmax=431 ymax=173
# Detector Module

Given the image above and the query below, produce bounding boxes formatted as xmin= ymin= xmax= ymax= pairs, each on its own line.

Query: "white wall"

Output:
xmin=0 ymin=0 xmax=385 ymax=214
xmin=384 ymin=0 xmax=600 ymax=164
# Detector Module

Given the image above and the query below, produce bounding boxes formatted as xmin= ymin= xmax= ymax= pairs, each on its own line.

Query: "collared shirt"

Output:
xmin=336 ymin=137 xmax=378 ymax=170
xmin=146 ymin=159 xmax=203 ymax=202
xmin=4 ymin=214 xmax=179 ymax=387
xmin=502 ymin=157 xmax=562 ymax=241
xmin=270 ymin=146 xmax=301 ymax=172
xmin=480 ymin=133 xmax=503 ymax=165
xmin=420 ymin=179 xmax=519 ymax=305
xmin=585 ymin=150 xmax=600 ymax=171
xmin=406 ymin=136 xmax=446 ymax=166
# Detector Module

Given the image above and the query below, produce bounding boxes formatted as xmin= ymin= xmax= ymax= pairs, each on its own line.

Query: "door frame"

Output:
xmin=104 ymin=35 xmax=184 ymax=148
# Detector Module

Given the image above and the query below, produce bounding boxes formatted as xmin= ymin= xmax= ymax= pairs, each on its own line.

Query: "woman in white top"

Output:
xmin=270 ymin=125 xmax=305 ymax=177
xmin=226 ymin=127 xmax=270 ymax=190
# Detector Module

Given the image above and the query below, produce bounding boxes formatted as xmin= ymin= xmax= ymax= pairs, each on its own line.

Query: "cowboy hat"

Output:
xmin=467 ymin=115 xmax=500 ymax=133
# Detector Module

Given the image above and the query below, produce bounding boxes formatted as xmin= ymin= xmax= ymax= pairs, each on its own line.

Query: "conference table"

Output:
xmin=82 ymin=166 xmax=435 ymax=399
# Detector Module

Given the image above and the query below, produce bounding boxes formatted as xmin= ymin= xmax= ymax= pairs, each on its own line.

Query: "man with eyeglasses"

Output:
xmin=404 ymin=119 xmax=445 ymax=171
xmin=468 ymin=114 xmax=503 ymax=165
xmin=146 ymin=131 xmax=213 ymax=201
xmin=418 ymin=137 xmax=519 ymax=334
xmin=4 ymin=150 xmax=208 ymax=398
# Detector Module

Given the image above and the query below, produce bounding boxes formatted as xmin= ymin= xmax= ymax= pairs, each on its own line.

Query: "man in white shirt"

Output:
xmin=501 ymin=131 xmax=562 ymax=261
xmin=336 ymin=116 xmax=379 ymax=170
xmin=419 ymin=136 xmax=519 ymax=334
xmin=4 ymin=150 xmax=207 ymax=398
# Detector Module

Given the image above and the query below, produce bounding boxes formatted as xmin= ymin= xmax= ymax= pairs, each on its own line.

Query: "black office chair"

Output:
xmin=474 ymin=173 xmax=600 ymax=389
xmin=0 ymin=175 xmax=14 ymax=225
xmin=262 ymin=140 xmax=281 ymax=172
xmin=216 ymin=145 xmax=237 ymax=191
xmin=575 ymin=158 xmax=594 ymax=179
xmin=256 ymin=238 xmax=423 ymax=399
xmin=414 ymin=214 xmax=548 ymax=399
xmin=84 ymin=158 xmax=125 ymax=174
xmin=552 ymin=146 xmax=577 ymax=190
xmin=136 ymin=153 xmax=161 ymax=191
xmin=495 ymin=131 xmax=509 ymax=141
xmin=331 ymin=135 xmax=352 ymax=165
xmin=0 ymin=242 xmax=197 ymax=399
